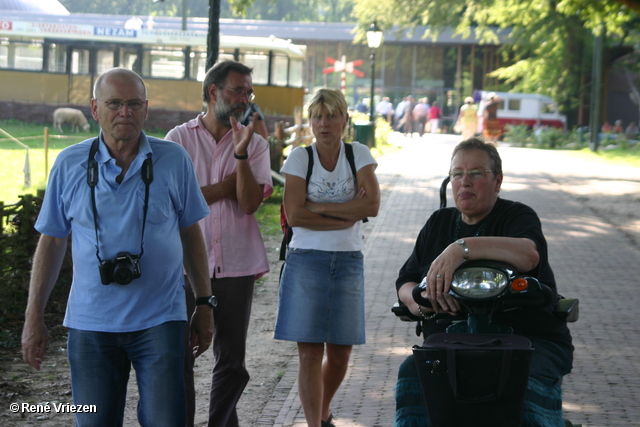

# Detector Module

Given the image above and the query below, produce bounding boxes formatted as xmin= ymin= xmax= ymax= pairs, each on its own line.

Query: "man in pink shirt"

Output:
xmin=165 ymin=60 xmax=273 ymax=427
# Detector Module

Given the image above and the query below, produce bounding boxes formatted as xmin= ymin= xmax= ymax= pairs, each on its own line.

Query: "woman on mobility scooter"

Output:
xmin=394 ymin=137 xmax=573 ymax=426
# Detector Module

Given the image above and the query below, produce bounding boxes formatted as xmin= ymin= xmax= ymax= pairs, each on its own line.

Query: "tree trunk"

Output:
xmin=206 ymin=0 xmax=220 ymax=72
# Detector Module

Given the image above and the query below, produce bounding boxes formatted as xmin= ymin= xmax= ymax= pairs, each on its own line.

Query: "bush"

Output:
xmin=503 ymin=124 xmax=531 ymax=147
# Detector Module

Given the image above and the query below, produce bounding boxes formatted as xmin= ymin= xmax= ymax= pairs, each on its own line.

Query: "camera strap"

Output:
xmin=87 ymin=137 xmax=153 ymax=263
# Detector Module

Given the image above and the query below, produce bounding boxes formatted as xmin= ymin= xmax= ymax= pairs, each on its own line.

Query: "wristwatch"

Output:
xmin=455 ymin=239 xmax=470 ymax=261
xmin=196 ymin=295 xmax=218 ymax=308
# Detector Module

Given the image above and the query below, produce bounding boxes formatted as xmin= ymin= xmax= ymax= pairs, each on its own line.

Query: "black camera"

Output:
xmin=99 ymin=252 xmax=142 ymax=285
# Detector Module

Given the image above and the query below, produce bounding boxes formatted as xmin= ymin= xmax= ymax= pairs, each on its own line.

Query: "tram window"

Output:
xmin=507 ymin=99 xmax=521 ymax=111
xmin=240 ymin=52 xmax=268 ymax=85
xmin=289 ymin=58 xmax=303 ymax=87
xmin=48 ymin=43 xmax=67 ymax=73
xmin=271 ymin=54 xmax=288 ymax=86
xmin=120 ymin=49 xmax=139 ymax=72
xmin=14 ymin=42 xmax=44 ymax=70
xmin=541 ymin=102 xmax=556 ymax=114
xmin=143 ymin=47 xmax=185 ymax=79
xmin=190 ymin=51 xmax=207 ymax=80
xmin=97 ymin=50 xmax=115 ymax=75
xmin=0 ymin=42 xmax=7 ymax=68
xmin=72 ymin=49 xmax=90 ymax=74
xmin=190 ymin=51 xmax=235 ymax=81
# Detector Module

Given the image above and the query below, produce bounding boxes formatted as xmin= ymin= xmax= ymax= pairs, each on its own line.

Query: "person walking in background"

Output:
xmin=412 ymin=98 xmax=430 ymax=137
xmin=612 ymin=120 xmax=623 ymax=134
xmin=165 ymin=60 xmax=273 ymax=427
xmin=401 ymin=95 xmax=415 ymax=137
xmin=21 ymin=67 xmax=213 ymax=427
xmin=428 ymin=101 xmax=442 ymax=134
xmin=376 ymin=96 xmax=394 ymax=123
xmin=275 ymin=88 xmax=380 ymax=427
xmin=457 ymin=97 xmax=478 ymax=140
xmin=482 ymin=92 xmax=502 ymax=144
xmin=625 ymin=121 xmax=639 ymax=140
xmin=394 ymin=97 xmax=407 ymax=132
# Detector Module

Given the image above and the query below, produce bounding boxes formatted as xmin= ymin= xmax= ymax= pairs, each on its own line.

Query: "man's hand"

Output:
xmin=22 ymin=316 xmax=48 ymax=370
xmin=189 ymin=306 xmax=214 ymax=358
xmin=230 ymin=113 xmax=257 ymax=157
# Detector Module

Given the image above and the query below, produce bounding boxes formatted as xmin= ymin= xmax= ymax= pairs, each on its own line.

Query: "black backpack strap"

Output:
xmin=343 ymin=142 xmax=368 ymax=223
xmin=343 ymin=141 xmax=357 ymax=186
xmin=280 ymin=146 xmax=315 ymax=261
xmin=304 ymin=145 xmax=314 ymax=189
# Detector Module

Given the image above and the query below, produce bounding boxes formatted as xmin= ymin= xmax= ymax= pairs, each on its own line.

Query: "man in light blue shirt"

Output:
xmin=21 ymin=68 xmax=215 ymax=427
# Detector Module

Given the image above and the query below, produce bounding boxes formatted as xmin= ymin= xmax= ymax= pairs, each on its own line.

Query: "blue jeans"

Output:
xmin=67 ymin=321 xmax=186 ymax=427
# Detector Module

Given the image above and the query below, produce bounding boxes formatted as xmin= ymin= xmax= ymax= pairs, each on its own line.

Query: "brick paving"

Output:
xmin=258 ymin=134 xmax=640 ymax=427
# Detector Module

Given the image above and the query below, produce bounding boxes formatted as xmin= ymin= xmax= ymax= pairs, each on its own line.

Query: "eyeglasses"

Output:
xmin=101 ymin=99 xmax=146 ymax=111
xmin=220 ymin=86 xmax=255 ymax=101
xmin=449 ymin=169 xmax=495 ymax=181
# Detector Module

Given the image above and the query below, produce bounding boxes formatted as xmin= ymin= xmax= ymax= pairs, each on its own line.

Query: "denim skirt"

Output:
xmin=274 ymin=248 xmax=365 ymax=345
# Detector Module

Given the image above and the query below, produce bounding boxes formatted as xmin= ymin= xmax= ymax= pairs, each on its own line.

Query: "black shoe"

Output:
xmin=321 ymin=413 xmax=335 ymax=427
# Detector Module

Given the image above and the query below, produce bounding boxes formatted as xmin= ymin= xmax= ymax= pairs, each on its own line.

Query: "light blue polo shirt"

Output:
xmin=35 ymin=132 xmax=210 ymax=333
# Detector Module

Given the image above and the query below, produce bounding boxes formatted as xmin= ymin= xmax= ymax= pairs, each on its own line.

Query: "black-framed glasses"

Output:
xmin=219 ymin=86 xmax=255 ymax=101
xmin=101 ymin=99 xmax=146 ymax=111
xmin=449 ymin=169 xmax=494 ymax=181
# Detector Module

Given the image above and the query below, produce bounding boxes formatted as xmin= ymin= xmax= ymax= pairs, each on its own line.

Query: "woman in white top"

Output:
xmin=275 ymin=88 xmax=380 ymax=427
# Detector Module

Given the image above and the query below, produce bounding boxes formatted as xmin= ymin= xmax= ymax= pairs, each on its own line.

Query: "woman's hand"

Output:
xmin=424 ymin=243 xmax=465 ymax=313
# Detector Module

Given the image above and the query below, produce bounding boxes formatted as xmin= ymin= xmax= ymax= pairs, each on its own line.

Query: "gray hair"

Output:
xmin=202 ymin=60 xmax=253 ymax=106
xmin=451 ymin=137 xmax=503 ymax=175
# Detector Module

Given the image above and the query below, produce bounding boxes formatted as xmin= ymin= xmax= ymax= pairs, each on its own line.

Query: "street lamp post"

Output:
xmin=366 ymin=21 xmax=383 ymax=124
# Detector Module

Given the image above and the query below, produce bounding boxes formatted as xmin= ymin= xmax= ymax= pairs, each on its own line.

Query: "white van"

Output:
xmin=476 ymin=91 xmax=567 ymax=132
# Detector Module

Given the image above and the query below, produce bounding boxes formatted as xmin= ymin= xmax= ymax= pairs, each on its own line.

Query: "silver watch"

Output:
xmin=455 ymin=238 xmax=470 ymax=261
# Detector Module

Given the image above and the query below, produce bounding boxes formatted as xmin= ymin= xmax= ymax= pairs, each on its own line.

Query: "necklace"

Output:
xmin=453 ymin=214 xmax=488 ymax=241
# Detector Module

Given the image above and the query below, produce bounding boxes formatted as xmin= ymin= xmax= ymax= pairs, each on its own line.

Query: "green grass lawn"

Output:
xmin=0 ymin=120 xmax=166 ymax=205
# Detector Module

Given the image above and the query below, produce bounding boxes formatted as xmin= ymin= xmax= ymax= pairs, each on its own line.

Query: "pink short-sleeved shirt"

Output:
xmin=166 ymin=114 xmax=273 ymax=279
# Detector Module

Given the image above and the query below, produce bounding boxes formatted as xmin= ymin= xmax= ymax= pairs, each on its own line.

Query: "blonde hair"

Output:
xmin=307 ymin=88 xmax=349 ymax=138
xmin=307 ymin=88 xmax=348 ymax=119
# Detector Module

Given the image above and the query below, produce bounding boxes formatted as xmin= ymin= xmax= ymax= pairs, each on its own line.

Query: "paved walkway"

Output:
xmin=258 ymin=134 xmax=640 ymax=427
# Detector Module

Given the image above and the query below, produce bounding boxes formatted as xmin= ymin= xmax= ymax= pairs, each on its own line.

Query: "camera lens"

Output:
xmin=113 ymin=262 xmax=135 ymax=285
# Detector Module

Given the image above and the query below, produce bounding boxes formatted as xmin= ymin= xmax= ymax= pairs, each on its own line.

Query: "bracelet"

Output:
xmin=234 ymin=152 xmax=249 ymax=160
xmin=417 ymin=305 xmax=438 ymax=320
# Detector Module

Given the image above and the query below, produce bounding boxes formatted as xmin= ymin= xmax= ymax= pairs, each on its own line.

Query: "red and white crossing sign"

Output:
xmin=323 ymin=55 xmax=365 ymax=94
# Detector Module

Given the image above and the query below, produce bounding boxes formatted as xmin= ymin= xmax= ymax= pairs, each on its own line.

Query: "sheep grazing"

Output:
xmin=53 ymin=108 xmax=91 ymax=133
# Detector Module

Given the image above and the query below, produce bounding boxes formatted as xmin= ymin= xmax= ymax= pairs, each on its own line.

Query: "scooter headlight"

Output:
xmin=451 ymin=265 xmax=511 ymax=299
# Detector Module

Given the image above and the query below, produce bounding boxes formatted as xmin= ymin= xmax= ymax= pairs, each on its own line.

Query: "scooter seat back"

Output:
xmin=413 ymin=333 xmax=533 ymax=427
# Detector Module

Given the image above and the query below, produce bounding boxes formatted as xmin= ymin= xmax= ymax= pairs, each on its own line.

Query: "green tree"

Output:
xmin=352 ymin=0 xmax=638 ymax=127
xmin=60 ymin=0 xmax=353 ymax=21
